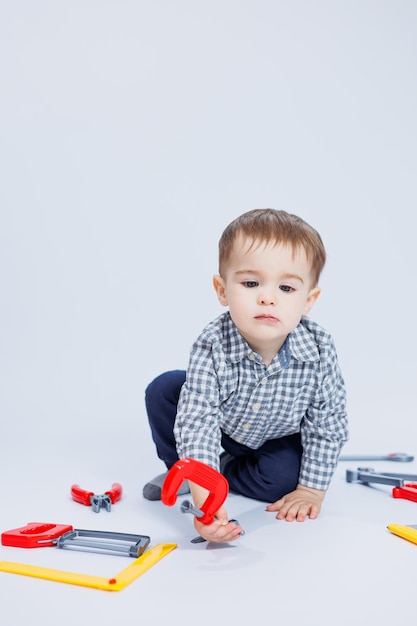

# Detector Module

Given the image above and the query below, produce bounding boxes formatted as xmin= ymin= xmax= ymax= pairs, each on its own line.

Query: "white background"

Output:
xmin=1 ymin=2 xmax=416 ymax=624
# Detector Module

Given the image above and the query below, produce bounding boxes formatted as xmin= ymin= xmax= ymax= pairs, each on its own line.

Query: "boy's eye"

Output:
xmin=242 ymin=281 xmax=259 ymax=288
xmin=279 ymin=285 xmax=294 ymax=293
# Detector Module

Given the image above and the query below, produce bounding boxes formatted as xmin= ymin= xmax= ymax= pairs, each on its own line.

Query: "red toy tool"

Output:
xmin=1 ymin=521 xmax=149 ymax=557
xmin=161 ymin=458 xmax=229 ymax=525
xmin=346 ymin=468 xmax=417 ymax=502
xmin=392 ymin=484 xmax=417 ymax=503
xmin=340 ymin=452 xmax=414 ymax=462
xmin=71 ymin=483 xmax=122 ymax=513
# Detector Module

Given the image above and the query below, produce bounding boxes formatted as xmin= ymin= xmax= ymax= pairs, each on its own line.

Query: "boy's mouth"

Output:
xmin=255 ymin=314 xmax=279 ymax=323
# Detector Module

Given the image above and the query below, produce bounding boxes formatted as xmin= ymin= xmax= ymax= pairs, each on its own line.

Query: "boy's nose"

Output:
xmin=258 ymin=290 xmax=276 ymax=305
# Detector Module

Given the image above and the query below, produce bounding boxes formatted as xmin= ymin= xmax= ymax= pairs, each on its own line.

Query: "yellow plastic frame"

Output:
xmin=0 ymin=542 xmax=177 ymax=591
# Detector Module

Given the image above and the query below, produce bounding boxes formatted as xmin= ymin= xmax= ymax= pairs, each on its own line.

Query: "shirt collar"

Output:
xmin=287 ymin=317 xmax=320 ymax=363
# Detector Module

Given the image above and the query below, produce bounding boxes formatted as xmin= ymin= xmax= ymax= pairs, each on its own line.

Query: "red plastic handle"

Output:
xmin=392 ymin=483 xmax=417 ymax=502
xmin=71 ymin=483 xmax=122 ymax=506
xmin=1 ymin=522 xmax=74 ymax=548
xmin=105 ymin=483 xmax=123 ymax=504
xmin=161 ymin=458 xmax=229 ymax=525
xmin=71 ymin=484 xmax=94 ymax=506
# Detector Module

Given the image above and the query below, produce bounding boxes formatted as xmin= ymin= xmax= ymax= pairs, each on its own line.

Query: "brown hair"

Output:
xmin=218 ymin=208 xmax=326 ymax=286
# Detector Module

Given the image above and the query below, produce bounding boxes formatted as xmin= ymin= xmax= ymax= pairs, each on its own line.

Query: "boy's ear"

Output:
xmin=213 ymin=274 xmax=228 ymax=306
xmin=303 ymin=286 xmax=321 ymax=315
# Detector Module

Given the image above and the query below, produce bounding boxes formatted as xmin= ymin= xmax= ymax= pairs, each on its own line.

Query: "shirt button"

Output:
xmin=261 ymin=377 xmax=268 ymax=385
xmin=242 ymin=422 xmax=251 ymax=429
xmin=252 ymin=403 xmax=260 ymax=411
xmin=248 ymin=352 xmax=255 ymax=360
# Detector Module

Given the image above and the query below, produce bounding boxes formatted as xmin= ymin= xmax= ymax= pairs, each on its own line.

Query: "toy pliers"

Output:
xmin=71 ymin=483 xmax=122 ymax=513
xmin=346 ymin=468 xmax=417 ymax=503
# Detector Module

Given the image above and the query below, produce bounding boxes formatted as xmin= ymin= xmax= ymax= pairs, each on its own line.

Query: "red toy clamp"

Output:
xmin=161 ymin=458 xmax=229 ymax=525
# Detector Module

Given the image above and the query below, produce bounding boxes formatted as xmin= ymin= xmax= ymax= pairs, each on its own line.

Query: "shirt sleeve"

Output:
xmin=298 ymin=338 xmax=349 ymax=490
xmin=173 ymin=334 xmax=223 ymax=470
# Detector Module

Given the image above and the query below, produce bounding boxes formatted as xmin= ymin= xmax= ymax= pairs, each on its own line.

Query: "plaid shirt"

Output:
xmin=174 ymin=312 xmax=348 ymax=490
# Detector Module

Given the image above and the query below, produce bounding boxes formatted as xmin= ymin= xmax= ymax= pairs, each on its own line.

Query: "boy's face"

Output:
xmin=213 ymin=235 xmax=321 ymax=356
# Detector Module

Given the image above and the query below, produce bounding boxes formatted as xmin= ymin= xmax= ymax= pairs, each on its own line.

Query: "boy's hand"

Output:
xmin=266 ymin=485 xmax=326 ymax=522
xmin=193 ymin=506 xmax=243 ymax=543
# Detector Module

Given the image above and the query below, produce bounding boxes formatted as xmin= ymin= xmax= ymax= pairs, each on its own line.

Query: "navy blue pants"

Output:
xmin=145 ymin=370 xmax=303 ymax=502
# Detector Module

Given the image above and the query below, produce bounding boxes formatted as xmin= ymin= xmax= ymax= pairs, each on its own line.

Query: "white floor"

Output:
xmin=2 ymin=2 xmax=417 ymax=624
xmin=2 ymin=398 xmax=417 ymax=626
